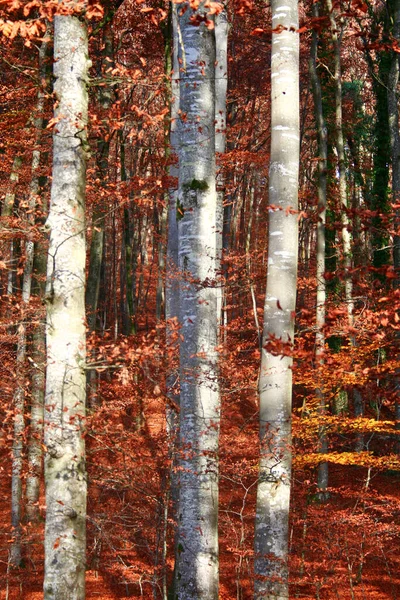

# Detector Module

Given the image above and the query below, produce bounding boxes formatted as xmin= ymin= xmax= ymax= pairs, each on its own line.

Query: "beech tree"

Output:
xmin=253 ymin=0 xmax=299 ymax=596
xmin=309 ymin=0 xmax=328 ymax=497
xmin=43 ymin=12 xmax=90 ymax=600
xmin=174 ymin=2 xmax=221 ymax=598
xmin=1 ymin=0 xmax=400 ymax=597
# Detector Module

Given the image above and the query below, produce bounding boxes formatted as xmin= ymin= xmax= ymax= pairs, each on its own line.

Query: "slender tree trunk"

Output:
xmin=43 ymin=15 xmax=89 ymax=600
xmin=326 ymin=0 xmax=354 ymax=322
xmin=216 ymin=5 xmax=228 ymax=322
xmin=165 ymin=7 xmax=181 ymax=595
xmin=175 ymin=4 xmax=221 ymax=598
xmin=327 ymin=0 xmax=362 ymax=443
xmin=86 ymin=61 xmax=112 ymax=326
xmin=25 ymin=24 xmax=51 ymax=523
xmin=10 ymin=27 xmax=51 ymax=560
xmin=26 ymin=212 xmax=48 ymax=523
xmin=388 ymin=0 xmax=400 ymax=282
xmin=387 ymin=0 xmax=400 ymax=439
xmin=26 ymin=319 xmax=46 ymax=521
xmin=1 ymin=155 xmax=22 ymax=297
xmin=86 ymin=13 xmax=115 ymax=408
xmin=309 ymin=1 xmax=329 ymax=498
xmin=254 ymin=0 xmax=299 ymax=597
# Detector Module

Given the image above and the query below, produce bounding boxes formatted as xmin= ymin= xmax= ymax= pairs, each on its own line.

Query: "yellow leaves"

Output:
xmin=1 ymin=19 xmax=20 ymax=39
xmin=295 ymin=451 xmax=400 ymax=471
xmin=293 ymin=415 xmax=397 ymax=439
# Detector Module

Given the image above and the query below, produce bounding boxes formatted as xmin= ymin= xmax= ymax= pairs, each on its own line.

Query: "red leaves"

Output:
xmin=263 ymin=334 xmax=294 ymax=358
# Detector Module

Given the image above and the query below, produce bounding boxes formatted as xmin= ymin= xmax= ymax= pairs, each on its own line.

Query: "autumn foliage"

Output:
xmin=0 ymin=0 xmax=399 ymax=597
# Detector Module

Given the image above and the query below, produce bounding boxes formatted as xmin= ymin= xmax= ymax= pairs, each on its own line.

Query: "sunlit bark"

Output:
xmin=254 ymin=0 xmax=299 ymax=596
xmin=175 ymin=4 xmax=221 ymax=597
xmin=43 ymin=15 xmax=89 ymax=600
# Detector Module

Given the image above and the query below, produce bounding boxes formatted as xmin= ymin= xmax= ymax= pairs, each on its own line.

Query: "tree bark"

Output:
xmin=254 ymin=0 xmax=299 ymax=596
xmin=326 ymin=0 xmax=354 ymax=324
xmin=43 ymin=15 xmax=89 ymax=600
xmin=175 ymin=4 xmax=221 ymax=598
xmin=309 ymin=0 xmax=329 ymax=498
xmin=1 ymin=155 xmax=22 ymax=297
xmin=387 ymin=0 xmax=400 ymax=440
xmin=9 ymin=26 xmax=51 ymax=561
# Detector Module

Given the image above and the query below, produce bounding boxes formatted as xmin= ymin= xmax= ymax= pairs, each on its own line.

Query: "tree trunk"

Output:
xmin=86 ymin=13 xmax=115 ymax=409
xmin=387 ymin=0 xmax=400 ymax=441
xmin=175 ymin=4 xmax=221 ymax=598
xmin=326 ymin=0 xmax=354 ymax=325
xmin=10 ymin=26 xmax=51 ymax=560
xmin=309 ymin=0 xmax=329 ymax=498
xmin=43 ymin=15 xmax=89 ymax=600
xmin=216 ymin=4 xmax=228 ymax=323
xmin=1 ymin=155 xmax=22 ymax=297
xmin=254 ymin=0 xmax=299 ymax=596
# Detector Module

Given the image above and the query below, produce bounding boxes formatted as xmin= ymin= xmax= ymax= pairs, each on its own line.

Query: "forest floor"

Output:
xmin=1 ymin=396 xmax=400 ymax=599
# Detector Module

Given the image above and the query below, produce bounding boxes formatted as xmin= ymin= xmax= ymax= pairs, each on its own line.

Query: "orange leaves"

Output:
xmin=46 ymin=115 xmax=63 ymax=130
xmin=295 ymin=451 xmax=400 ymax=471
xmin=86 ymin=2 xmax=104 ymax=19
xmin=263 ymin=333 xmax=294 ymax=358
xmin=0 ymin=17 xmax=44 ymax=41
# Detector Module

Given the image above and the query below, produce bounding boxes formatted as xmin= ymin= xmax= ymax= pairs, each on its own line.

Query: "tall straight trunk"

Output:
xmin=215 ymin=5 xmax=228 ymax=322
xmin=326 ymin=0 xmax=364 ymax=449
xmin=86 ymin=13 xmax=115 ymax=408
xmin=43 ymin=15 xmax=89 ymax=600
xmin=26 ymin=218 xmax=48 ymax=522
xmin=10 ymin=27 xmax=51 ymax=561
xmin=1 ymin=155 xmax=22 ymax=297
xmin=175 ymin=5 xmax=221 ymax=599
xmin=86 ymin=14 xmax=114 ymax=331
xmin=254 ymin=0 xmax=299 ymax=597
xmin=309 ymin=1 xmax=329 ymax=497
xmin=165 ymin=8 xmax=181 ymax=597
xmin=387 ymin=0 xmax=400 ymax=438
xmin=326 ymin=0 xmax=354 ymax=324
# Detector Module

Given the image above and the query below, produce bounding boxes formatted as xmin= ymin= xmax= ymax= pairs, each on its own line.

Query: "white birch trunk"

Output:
xmin=254 ymin=0 xmax=299 ymax=597
xmin=175 ymin=5 xmax=221 ymax=598
xmin=43 ymin=15 xmax=89 ymax=600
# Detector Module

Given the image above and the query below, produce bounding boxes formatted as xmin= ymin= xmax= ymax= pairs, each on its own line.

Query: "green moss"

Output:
xmin=183 ymin=178 xmax=209 ymax=192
